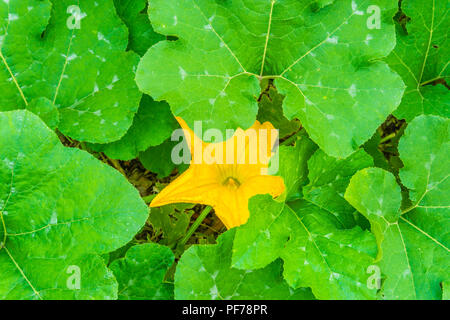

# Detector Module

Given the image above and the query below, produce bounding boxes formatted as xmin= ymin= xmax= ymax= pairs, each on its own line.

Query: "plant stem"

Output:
xmin=280 ymin=129 xmax=302 ymax=146
xmin=180 ymin=206 xmax=212 ymax=247
xmin=109 ymin=158 xmax=126 ymax=176
xmin=379 ymin=133 xmax=396 ymax=144
xmin=420 ymin=77 xmax=441 ymax=86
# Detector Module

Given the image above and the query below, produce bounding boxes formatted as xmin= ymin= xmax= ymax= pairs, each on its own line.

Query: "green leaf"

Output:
xmin=0 ymin=110 xmax=149 ymax=299
xmin=363 ymin=131 xmax=391 ymax=171
xmin=88 ymin=1 xmax=176 ymax=160
xmin=0 ymin=0 xmax=142 ymax=143
xmin=137 ymin=0 xmax=404 ymax=158
xmin=313 ymin=0 xmax=336 ymax=11
xmin=149 ymin=203 xmax=194 ymax=248
xmin=257 ymin=85 xmax=301 ymax=139
xmin=110 ymin=243 xmax=174 ymax=300
xmin=1 ymin=252 xmax=118 ymax=300
xmin=443 ymin=281 xmax=450 ymax=300
xmin=398 ymin=115 xmax=449 ymax=211
xmin=277 ymin=135 xmax=317 ymax=201
xmin=345 ymin=115 xmax=449 ymax=299
xmin=26 ymin=97 xmax=59 ymax=130
xmin=345 ymin=168 xmax=403 ymax=247
xmin=88 ymin=96 xmax=178 ymax=160
xmin=140 ymin=138 xmax=189 ymax=178
xmin=303 ymin=149 xmax=373 ymax=228
xmin=345 ymin=168 xmax=449 ymax=300
xmin=386 ymin=0 xmax=449 ymax=121
xmin=114 ymin=0 xmax=165 ymax=57
xmin=107 ymin=240 xmax=137 ymax=265
xmin=232 ymin=195 xmax=377 ymax=300
xmin=175 ymin=229 xmax=314 ymax=300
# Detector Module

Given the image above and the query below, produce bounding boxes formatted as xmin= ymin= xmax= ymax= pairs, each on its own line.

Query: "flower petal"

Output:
xmin=212 ymin=189 xmax=251 ymax=229
xmin=150 ymin=165 xmax=219 ymax=207
xmin=241 ymin=175 xmax=286 ymax=200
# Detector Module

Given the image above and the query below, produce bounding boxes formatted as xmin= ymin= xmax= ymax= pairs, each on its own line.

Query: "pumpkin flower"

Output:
xmin=150 ymin=117 xmax=285 ymax=229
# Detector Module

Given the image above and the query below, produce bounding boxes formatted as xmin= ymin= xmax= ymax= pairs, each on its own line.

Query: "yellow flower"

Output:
xmin=150 ymin=117 xmax=285 ymax=229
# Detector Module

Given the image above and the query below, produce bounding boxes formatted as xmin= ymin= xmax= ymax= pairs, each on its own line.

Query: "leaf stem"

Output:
xmin=180 ymin=206 xmax=212 ymax=247
xmin=379 ymin=133 xmax=396 ymax=144
xmin=102 ymin=156 xmax=126 ymax=176
xmin=420 ymin=77 xmax=442 ymax=86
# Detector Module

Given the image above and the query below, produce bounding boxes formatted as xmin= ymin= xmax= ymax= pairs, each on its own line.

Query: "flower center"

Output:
xmin=222 ymin=176 xmax=241 ymax=189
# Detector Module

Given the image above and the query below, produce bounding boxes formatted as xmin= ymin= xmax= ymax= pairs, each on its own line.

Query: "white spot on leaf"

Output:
xmin=97 ymin=32 xmax=111 ymax=44
xmin=8 ymin=13 xmax=18 ymax=21
xmin=179 ymin=67 xmax=187 ymax=80
xmin=326 ymin=36 xmax=338 ymax=44
xmin=348 ymin=84 xmax=357 ymax=97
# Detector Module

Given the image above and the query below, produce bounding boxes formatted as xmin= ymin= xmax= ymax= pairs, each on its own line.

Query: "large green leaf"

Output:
xmin=232 ymin=195 xmax=377 ymax=300
xmin=0 ymin=253 xmax=117 ymax=300
xmin=0 ymin=110 xmax=149 ymax=299
xmin=110 ymin=243 xmax=174 ymax=300
xmin=88 ymin=0 xmax=176 ymax=160
xmin=386 ymin=0 xmax=449 ymax=121
xmin=277 ymin=135 xmax=317 ymax=201
xmin=398 ymin=115 xmax=449 ymax=212
xmin=345 ymin=115 xmax=449 ymax=299
xmin=137 ymin=0 xmax=404 ymax=158
xmin=303 ymin=149 xmax=373 ymax=228
xmin=346 ymin=168 xmax=449 ymax=300
xmin=114 ymin=0 xmax=165 ymax=56
xmin=88 ymin=96 xmax=178 ymax=160
xmin=175 ymin=229 xmax=314 ymax=300
xmin=0 ymin=0 xmax=142 ymax=143
xmin=139 ymin=136 xmax=189 ymax=178
xmin=443 ymin=281 xmax=450 ymax=300
xmin=90 ymin=0 xmax=178 ymax=160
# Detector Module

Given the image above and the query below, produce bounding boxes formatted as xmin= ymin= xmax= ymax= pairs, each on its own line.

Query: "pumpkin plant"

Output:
xmin=0 ymin=0 xmax=448 ymax=300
